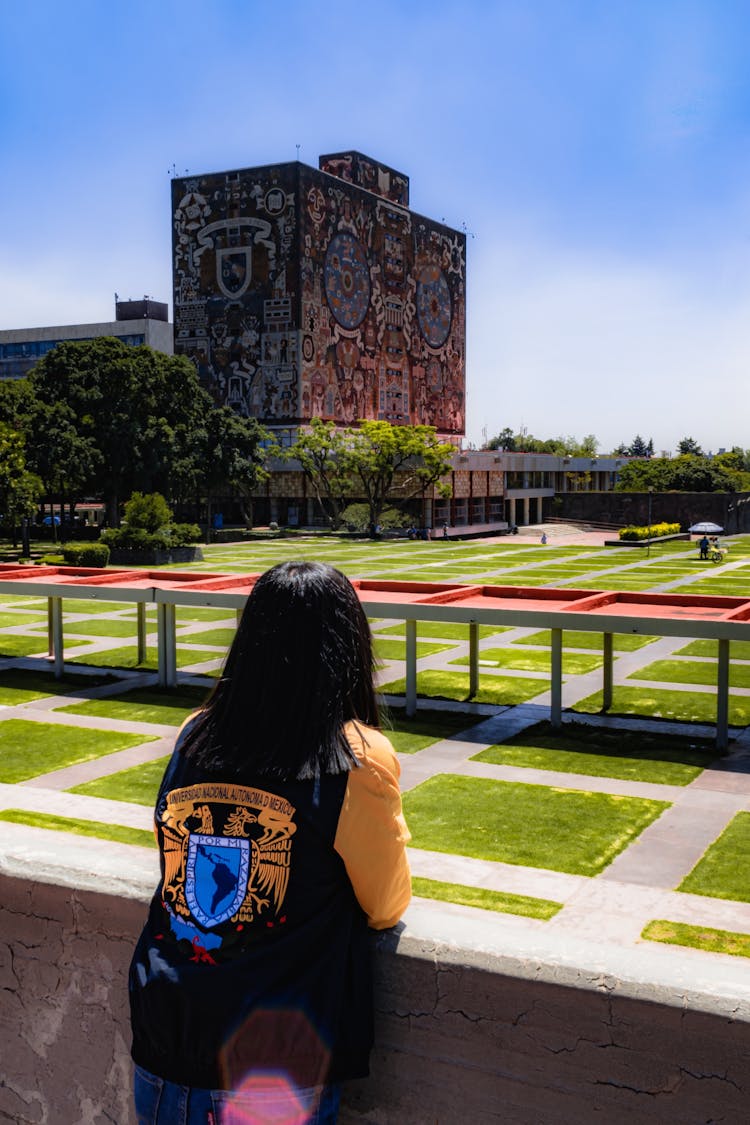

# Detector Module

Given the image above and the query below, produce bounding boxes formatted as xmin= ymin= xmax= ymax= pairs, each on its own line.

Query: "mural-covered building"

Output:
xmin=172 ymin=152 xmax=466 ymax=445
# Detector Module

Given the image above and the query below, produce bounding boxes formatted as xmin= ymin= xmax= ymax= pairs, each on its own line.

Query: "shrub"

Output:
xmin=62 ymin=542 xmax=111 ymax=567
xmin=619 ymin=522 xmax=680 ymax=541
xmin=122 ymin=492 xmax=172 ymax=533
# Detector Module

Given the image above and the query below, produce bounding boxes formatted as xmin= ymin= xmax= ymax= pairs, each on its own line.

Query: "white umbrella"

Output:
xmin=689 ymin=522 xmax=724 ymax=534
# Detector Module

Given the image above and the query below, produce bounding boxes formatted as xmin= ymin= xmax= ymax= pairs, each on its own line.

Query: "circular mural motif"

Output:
xmin=324 ymin=233 xmax=371 ymax=329
xmin=416 ymin=265 xmax=452 ymax=349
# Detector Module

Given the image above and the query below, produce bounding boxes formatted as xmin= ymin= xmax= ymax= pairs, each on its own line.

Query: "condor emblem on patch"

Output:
xmin=185 ymin=836 xmax=250 ymax=928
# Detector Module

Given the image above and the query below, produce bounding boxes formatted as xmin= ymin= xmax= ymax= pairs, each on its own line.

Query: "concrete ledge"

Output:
xmin=3 ymin=829 xmax=750 ymax=1123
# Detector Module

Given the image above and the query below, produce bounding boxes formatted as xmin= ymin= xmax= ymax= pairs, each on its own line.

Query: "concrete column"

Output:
xmin=469 ymin=622 xmax=479 ymax=699
xmin=508 ymin=498 xmax=516 ymax=527
xmin=136 ymin=602 xmax=147 ymax=665
xmin=50 ymin=597 xmax=64 ymax=679
xmin=537 ymin=496 xmax=544 ymax=523
xmin=717 ymin=639 xmax=730 ymax=753
xmin=306 ymin=498 xmax=315 ymax=525
xmin=522 ymin=497 xmax=530 ymax=525
xmin=423 ymin=497 xmax=433 ymax=529
xmin=269 ymin=499 xmax=279 ymax=524
xmin=550 ymin=628 xmax=563 ymax=728
xmin=157 ymin=602 xmax=178 ymax=688
xmin=602 ymin=633 xmax=613 ymax=710
xmin=405 ymin=619 xmax=417 ymax=718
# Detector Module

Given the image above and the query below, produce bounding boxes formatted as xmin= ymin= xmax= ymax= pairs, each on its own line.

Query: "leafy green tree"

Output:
xmin=485 ymin=427 xmax=516 ymax=451
xmin=192 ymin=406 xmax=268 ymax=538
xmin=614 ymin=435 xmax=653 ymax=457
xmin=615 ymin=455 xmax=739 ymax=493
xmin=121 ymin=491 xmax=173 ymax=533
xmin=347 ymin=421 xmax=454 ymax=533
xmin=0 ymin=423 xmax=42 ymax=546
xmin=677 ymin=436 xmax=704 ymax=456
xmin=284 ymin=418 xmax=356 ymax=528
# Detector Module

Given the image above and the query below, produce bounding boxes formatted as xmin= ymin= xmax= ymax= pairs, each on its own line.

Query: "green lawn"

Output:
xmin=472 ymin=721 xmax=715 ymax=785
xmin=631 ymin=659 xmax=750 ymax=689
xmin=411 ymin=875 xmax=562 ymax=919
xmin=512 ymin=629 xmax=657 ymax=652
xmin=380 ymin=670 xmax=548 ymax=706
xmin=68 ymin=756 xmax=170 ymax=805
xmin=0 ymin=809 xmax=156 ymax=848
xmin=678 ymin=812 xmax=750 ymax=901
xmin=403 ymin=773 xmax=670 ymax=875
xmin=676 ymin=639 xmax=750 ymax=660
xmin=70 ymin=645 xmax=224 ymax=672
xmin=61 ymin=617 xmax=157 ymax=639
xmin=0 ymin=612 xmax=47 ymax=628
xmin=642 ymin=918 xmax=750 ymax=959
xmin=573 ymin=685 xmax=750 ymax=727
xmin=0 ymin=634 xmax=52 ymax=657
xmin=0 ymin=720 xmax=157 ymax=783
xmin=450 ymin=647 xmax=602 ymax=675
xmin=381 ymin=707 xmax=482 ymax=753
xmin=373 ymin=621 xmax=508 ymax=641
xmin=174 ymin=626 xmax=235 ymax=647
xmin=0 ymin=668 xmax=116 ymax=705
xmin=374 ymin=637 xmax=453 ymax=661
xmin=57 ymin=684 xmax=209 ymax=725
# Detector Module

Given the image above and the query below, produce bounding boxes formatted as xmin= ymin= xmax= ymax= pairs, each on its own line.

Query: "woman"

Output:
xmin=130 ymin=561 xmax=411 ymax=1124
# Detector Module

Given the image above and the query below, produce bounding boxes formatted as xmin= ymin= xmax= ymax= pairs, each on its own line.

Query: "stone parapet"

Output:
xmin=2 ymin=830 xmax=750 ymax=1124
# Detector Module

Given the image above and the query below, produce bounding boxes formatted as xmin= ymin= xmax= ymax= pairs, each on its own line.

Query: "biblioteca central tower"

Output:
xmin=171 ymin=151 xmax=466 ymax=447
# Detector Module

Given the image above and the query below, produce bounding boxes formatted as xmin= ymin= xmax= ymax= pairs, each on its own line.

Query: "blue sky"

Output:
xmin=2 ymin=0 xmax=748 ymax=454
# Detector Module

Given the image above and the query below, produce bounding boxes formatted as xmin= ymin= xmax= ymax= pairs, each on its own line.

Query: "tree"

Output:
xmin=485 ymin=427 xmax=516 ymax=451
xmin=192 ymin=406 xmax=268 ymax=538
xmin=346 ymin=421 xmax=454 ymax=532
xmin=677 ymin=436 xmax=703 ymax=456
xmin=615 ymin=435 xmax=653 ymax=458
xmin=284 ymin=418 xmax=356 ymax=528
xmin=615 ymin=455 xmax=740 ymax=493
xmin=0 ymin=423 xmax=42 ymax=546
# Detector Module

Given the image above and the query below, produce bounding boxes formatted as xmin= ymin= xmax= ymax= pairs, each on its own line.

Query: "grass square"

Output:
xmin=678 ymin=812 xmax=750 ymax=901
xmin=642 ymin=919 xmax=750 ymax=959
xmin=513 ymin=629 xmax=657 ymax=652
xmin=0 ymin=612 xmax=47 ymax=628
xmin=374 ymin=638 xmax=454 ymax=662
xmin=472 ymin=721 xmax=715 ymax=785
xmin=61 ymin=617 xmax=157 ymax=639
xmin=67 ymin=755 xmax=170 ymax=805
xmin=403 ymin=774 xmax=670 ymax=875
xmin=676 ymin=639 xmax=750 ymax=660
xmin=0 ymin=668 xmax=117 ymax=705
xmin=450 ymin=648 xmax=602 ymax=675
xmin=70 ymin=645 xmax=224 ymax=673
xmin=56 ymin=684 xmax=209 ymax=725
xmin=411 ymin=876 xmax=562 ymax=919
xmin=0 ymin=720 xmax=157 ymax=783
xmin=373 ymin=622 xmax=509 ymax=641
xmin=0 ymin=809 xmax=156 ymax=848
xmin=0 ymin=634 xmax=51 ymax=657
xmin=379 ymin=670 xmax=547 ymax=706
xmin=178 ymin=627 xmax=235 ymax=648
xmin=380 ymin=706 xmax=482 ymax=753
xmin=573 ymin=686 xmax=750 ymax=727
xmin=630 ymin=659 xmax=750 ymax=689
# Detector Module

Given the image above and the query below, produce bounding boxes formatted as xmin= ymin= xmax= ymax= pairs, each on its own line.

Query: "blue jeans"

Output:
xmin=134 ymin=1064 xmax=340 ymax=1124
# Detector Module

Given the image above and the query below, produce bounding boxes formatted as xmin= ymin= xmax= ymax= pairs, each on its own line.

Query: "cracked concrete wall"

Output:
xmin=2 ymin=872 xmax=750 ymax=1124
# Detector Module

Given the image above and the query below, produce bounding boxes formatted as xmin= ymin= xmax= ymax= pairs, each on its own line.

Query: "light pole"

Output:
xmin=647 ymin=487 xmax=654 ymax=558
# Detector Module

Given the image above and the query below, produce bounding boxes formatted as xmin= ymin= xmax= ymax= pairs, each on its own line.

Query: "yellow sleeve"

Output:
xmin=333 ymin=722 xmax=412 ymax=930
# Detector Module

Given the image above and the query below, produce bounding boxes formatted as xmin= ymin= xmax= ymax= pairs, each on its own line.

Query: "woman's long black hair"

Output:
xmin=181 ymin=561 xmax=379 ymax=780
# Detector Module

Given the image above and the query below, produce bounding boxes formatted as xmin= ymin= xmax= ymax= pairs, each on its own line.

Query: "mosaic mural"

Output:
xmin=172 ymin=154 xmax=466 ymax=436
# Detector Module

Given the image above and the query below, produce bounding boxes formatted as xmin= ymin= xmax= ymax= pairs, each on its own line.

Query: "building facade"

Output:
xmin=172 ymin=152 xmax=466 ymax=445
xmin=0 ymin=299 xmax=173 ymax=380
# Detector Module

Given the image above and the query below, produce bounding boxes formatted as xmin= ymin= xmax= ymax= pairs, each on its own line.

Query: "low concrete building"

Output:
xmin=253 ymin=449 xmax=627 ymax=534
xmin=0 ymin=298 xmax=173 ymax=380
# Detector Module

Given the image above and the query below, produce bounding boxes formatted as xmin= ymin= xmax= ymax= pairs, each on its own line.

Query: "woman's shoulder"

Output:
xmin=343 ymin=721 xmax=400 ymax=777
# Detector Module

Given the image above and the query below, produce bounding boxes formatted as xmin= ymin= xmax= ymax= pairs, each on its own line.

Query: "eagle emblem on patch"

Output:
xmin=160 ymin=783 xmax=296 ymax=931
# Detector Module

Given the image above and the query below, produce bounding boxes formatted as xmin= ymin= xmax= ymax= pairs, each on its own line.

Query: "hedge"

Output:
xmin=619 ymin=522 xmax=681 ymax=541
xmin=62 ymin=542 xmax=111 ymax=567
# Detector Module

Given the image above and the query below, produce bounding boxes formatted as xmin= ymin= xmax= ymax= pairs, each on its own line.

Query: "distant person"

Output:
xmin=442 ymin=522 xmax=448 ymax=539
xmin=541 ymin=532 xmax=547 ymax=545
xmin=699 ymin=535 xmax=709 ymax=560
xmin=129 ymin=562 xmax=411 ymax=1125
